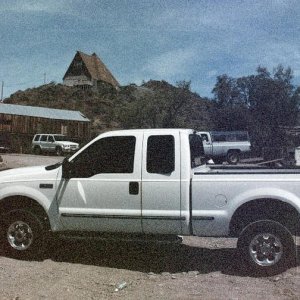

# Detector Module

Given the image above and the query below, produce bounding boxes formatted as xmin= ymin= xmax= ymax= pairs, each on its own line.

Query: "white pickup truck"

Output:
xmin=198 ymin=131 xmax=251 ymax=164
xmin=0 ymin=129 xmax=299 ymax=275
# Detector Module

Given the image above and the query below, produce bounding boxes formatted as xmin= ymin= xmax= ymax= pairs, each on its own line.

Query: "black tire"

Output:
xmin=213 ymin=157 xmax=224 ymax=164
xmin=0 ymin=210 xmax=44 ymax=258
xmin=226 ymin=150 xmax=240 ymax=164
xmin=56 ymin=147 xmax=63 ymax=156
xmin=237 ymin=220 xmax=296 ymax=276
xmin=34 ymin=146 xmax=41 ymax=155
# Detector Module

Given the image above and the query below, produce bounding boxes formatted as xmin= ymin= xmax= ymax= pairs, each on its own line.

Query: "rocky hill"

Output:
xmin=5 ymin=81 xmax=213 ymax=136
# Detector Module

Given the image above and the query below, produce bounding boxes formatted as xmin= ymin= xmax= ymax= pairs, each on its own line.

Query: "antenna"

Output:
xmin=0 ymin=81 xmax=3 ymax=102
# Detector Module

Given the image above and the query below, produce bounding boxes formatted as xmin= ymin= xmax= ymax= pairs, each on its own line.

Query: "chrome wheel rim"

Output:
xmin=7 ymin=221 xmax=33 ymax=251
xmin=228 ymin=154 xmax=238 ymax=163
xmin=249 ymin=233 xmax=283 ymax=267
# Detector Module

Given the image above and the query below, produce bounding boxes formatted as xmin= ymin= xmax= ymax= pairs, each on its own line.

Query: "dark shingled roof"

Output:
xmin=64 ymin=51 xmax=119 ymax=89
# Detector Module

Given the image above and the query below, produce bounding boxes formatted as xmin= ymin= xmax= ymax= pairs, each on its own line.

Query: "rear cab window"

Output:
xmin=189 ymin=134 xmax=205 ymax=168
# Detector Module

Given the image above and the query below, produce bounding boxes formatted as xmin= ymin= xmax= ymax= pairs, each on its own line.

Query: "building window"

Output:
xmin=37 ymin=123 xmax=43 ymax=133
xmin=61 ymin=125 xmax=68 ymax=135
xmin=74 ymin=61 xmax=83 ymax=68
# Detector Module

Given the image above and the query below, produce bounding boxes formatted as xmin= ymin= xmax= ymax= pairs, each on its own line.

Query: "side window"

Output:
xmin=147 ymin=135 xmax=175 ymax=174
xmin=71 ymin=136 xmax=136 ymax=177
xmin=40 ymin=135 xmax=47 ymax=142
xmin=201 ymin=134 xmax=209 ymax=142
xmin=34 ymin=135 xmax=40 ymax=141
xmin=48 ymin=136 xmax=54 ymax=142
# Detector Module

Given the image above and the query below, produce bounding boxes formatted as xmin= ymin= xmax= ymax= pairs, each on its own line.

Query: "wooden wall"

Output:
xmin=0 ymin=113 xmax=90 ymax=152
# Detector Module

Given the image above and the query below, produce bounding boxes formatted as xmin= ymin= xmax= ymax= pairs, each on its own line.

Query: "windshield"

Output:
xmin=189 ymin=134 xmax=205 ymax=168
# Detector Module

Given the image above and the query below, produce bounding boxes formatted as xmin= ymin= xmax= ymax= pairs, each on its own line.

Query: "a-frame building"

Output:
xmin=63 ymin=51 xmax=119 ymax=90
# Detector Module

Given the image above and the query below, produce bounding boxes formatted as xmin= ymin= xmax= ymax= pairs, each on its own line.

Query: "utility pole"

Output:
xmin=0 ymin=81 xmax=3 ymax=102
xmin=44 ymin=73 xmax=46 ymax=84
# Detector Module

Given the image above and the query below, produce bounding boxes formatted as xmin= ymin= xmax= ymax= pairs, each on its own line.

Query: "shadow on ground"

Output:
xmin=26 ymin=238 xmax=300 ymax=277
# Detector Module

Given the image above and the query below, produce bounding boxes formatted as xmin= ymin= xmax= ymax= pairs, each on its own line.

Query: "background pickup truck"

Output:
xmin=198 ymin=131 xmax=251 ymax=164
xmin=0 ymin=129 xmax=298 ymax=275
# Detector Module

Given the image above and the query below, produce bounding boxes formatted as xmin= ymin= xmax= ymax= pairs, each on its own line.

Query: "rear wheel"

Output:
xmin=237 ymin=220 xmax=295 ymax=275
xmin=227 ymin=150 xmax=240 ymax=164
xmin=1 ymin=210 xmax=45 ymax=258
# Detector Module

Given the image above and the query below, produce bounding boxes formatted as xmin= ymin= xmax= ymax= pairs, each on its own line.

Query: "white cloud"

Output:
xmin=207 ymin=70 xmax=218 ymax=78
xmin=143 ymin=47 xmax=197 ymax=78
xmin=1 ymin=0 xmax=69 ymax=13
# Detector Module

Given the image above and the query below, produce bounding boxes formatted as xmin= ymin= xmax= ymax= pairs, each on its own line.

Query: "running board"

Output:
xmin=54 ymin=232 xmax=183 ymax=244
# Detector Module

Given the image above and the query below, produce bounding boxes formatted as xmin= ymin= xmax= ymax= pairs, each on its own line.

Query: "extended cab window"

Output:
xmin=71 ymin=136 xmax=136 ymax=177
xmin=147 ymin=135 xmax=175 ymax=174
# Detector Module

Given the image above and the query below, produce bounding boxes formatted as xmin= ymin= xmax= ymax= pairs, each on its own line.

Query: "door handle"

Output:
xmin=129 ymin=182 xmax=139 ymax=195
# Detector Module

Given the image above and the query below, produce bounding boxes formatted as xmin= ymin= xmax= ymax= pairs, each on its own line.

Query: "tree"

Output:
xmin=116 ymin=80 xmax=213 ymax=130
xmin=212 ymin=65 xmax=300 ymax=149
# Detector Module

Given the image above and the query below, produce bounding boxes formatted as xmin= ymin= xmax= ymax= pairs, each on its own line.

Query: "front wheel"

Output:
xmin=55 ymin=147 xmax=63 ymax=156
xmin=33 ymin=146 xmax=41 ymax=155
xmin=1 ymin=210 xmax=44 ymax=258
xmin=237 ymin=220 xmax=295 ymax=276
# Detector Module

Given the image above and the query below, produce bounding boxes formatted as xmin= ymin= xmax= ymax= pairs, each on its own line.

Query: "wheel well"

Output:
xmin=229 ymin=199 xmax=300 ymax=237
xmin=0 ymin=196 xmax=50 ymax=231
xmin=227 ymin=149 xmax=241 ymax=154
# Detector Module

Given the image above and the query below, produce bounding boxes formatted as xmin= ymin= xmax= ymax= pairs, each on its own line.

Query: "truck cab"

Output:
xmin=58 ymin=129 xmax=202 ymax=235
xmin=198 ymin=131 xmax=251 ymax=164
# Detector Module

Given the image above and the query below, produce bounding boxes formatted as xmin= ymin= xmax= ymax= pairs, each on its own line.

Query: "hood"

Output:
xmin=0 ymin=165 xmax=60 ymax=183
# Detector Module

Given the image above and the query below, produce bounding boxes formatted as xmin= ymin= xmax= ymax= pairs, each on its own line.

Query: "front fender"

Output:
xmin=0 ymin=185 xmax=52 ymax=212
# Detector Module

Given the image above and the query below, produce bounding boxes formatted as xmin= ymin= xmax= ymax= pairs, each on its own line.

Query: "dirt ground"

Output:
xmin=0 ymin=154 xmax=299 ymax=300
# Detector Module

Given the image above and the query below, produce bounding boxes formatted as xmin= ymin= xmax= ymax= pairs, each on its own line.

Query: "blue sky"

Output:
xmin=1 ymin=0 xmax=300 ymax=99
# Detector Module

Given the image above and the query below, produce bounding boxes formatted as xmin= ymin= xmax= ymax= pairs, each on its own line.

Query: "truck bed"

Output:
xmin=194 ymin=164 xmax=300 ymax=174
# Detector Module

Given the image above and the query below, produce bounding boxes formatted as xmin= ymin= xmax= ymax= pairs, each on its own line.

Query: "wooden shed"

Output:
xmin=0 ymin=104 xmax=90 ymax=152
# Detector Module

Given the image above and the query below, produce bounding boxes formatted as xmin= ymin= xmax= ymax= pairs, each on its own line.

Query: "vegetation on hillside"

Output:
xmin=5 ymin=80 xmax=213 ymax=137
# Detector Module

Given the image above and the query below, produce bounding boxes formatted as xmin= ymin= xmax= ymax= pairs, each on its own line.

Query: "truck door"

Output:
xmin=141 ymin=133 xmax=182 ymax=234
xmin=57 ymin=133 xmax=143 ymax=233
